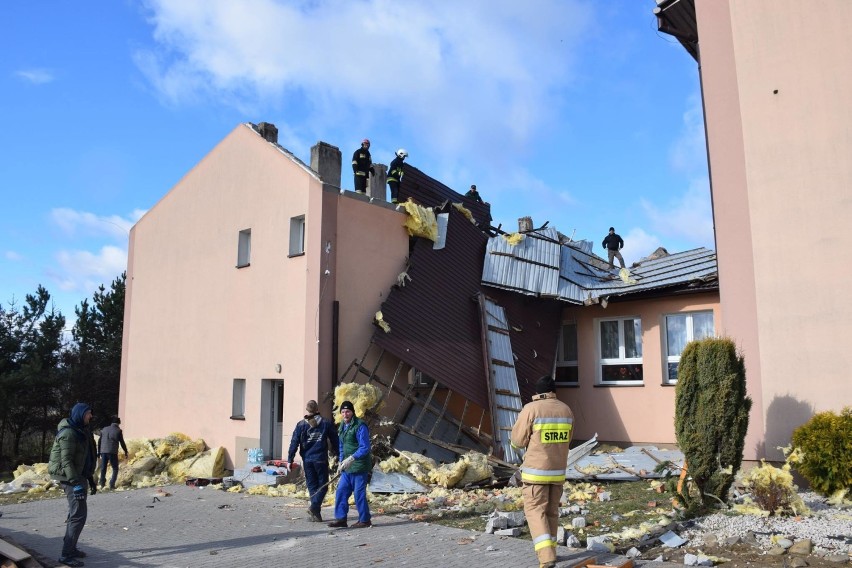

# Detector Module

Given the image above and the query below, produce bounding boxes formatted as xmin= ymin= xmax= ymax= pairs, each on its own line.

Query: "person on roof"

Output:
xmin=602 ymin=227 xmax=625 ymax=269
xmin=352 ymin=139 xmax=373 ymax=194
xmin=510 ymin=376 xmax=574 ymax=568
xmin=465 ymin=184 xmax=483 ymax=203
xmin=387 ymin=149 xmax=407 ymax=204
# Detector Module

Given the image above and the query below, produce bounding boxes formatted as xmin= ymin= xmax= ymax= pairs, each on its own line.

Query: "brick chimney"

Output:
xmin=256 ymin=122 xmax=278 ymax=144
xmin=518 ymin=216 xmax=533 ymax=233
xmin=310 ymin=141 xmax=342 ymax=188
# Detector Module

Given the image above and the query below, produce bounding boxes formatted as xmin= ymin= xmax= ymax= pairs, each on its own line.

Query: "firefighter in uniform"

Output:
xmin=386 ymin=148 xmax=407 ymax=204
xmin=352 ymin=139 xmax=373 ymax=194
xmin=510 ymin=376 xmax=574 ymax=568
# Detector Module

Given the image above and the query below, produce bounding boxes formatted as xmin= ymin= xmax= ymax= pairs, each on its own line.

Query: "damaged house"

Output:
xmin=119 ymin=122 xmax=719 ymax=469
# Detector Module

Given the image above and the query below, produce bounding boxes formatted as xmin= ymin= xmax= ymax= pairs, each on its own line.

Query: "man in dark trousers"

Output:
xmin=386 ymin=148 xmax=407 ymax=204
xmin=510 ymin=377 xmax=574 ymax=568
xmin=327 ymin=400 xmax=372 ymax=528
xmin=352 ymin=139 xmax=373 ymax=194
xmin=49 ymin=402 xmax=98 ymax=567
xmin=602 ymin=226 xmax=625 ymax=269
xmin=287 ymin=399 xmax=339 ymax=522
xmin=98 ymin=415 xmax=128 ymax=490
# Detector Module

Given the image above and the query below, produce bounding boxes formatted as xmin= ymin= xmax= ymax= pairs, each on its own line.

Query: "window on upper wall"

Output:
xmin=555 ymin=322 xmax=578 ymax=385
xmin=231 ymin=378 xmax=246 ymax=419
xmin=664 ymin=311 xmax=715 ymax=384
xmin=237 ymin=229 xmax=251 ymax=268
xmin=597 ymin=316 xmax=643 ymax=384
xmin=289 ymin=215 xmax=305 ymax=257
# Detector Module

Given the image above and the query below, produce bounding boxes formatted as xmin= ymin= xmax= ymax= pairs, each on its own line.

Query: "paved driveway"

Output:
xmin=0 ymin=485 xmax=671 ymax=568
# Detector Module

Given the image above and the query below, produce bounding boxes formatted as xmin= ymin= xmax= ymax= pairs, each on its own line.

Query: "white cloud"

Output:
xmin=52 ymin=246 xmax=128 ymax=293
xmin=669 ymin=93 xmax=707 ymax=175
xmin=136 ymin=0 xmax=593 ymax=157
xmin=5 ymin=251 xmax=23 ymax=261
xmin=50 ymin=208 xmax=145 ymax=240
xmin=622 ymin=228 xmax=663 ymax=264
xmin=15 ymin=68 xmax=55 ymax=84
xmin=640 ymin=178 xmax=714 ymax=247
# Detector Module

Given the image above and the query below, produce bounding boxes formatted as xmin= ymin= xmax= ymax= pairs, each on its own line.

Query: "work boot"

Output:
xmin=539 ymin=562 xmax=556 ymax=568
xmin=58 ymin=557 xmax=84 ymax=567
xmin=72 ymin=549 xmax=87 ymax=558
xmin=327 ymin=519 xmax=347 ymax=528
xmin=308 ymin=507 xmax=322 ymax=522
xmin=351 ymin=520 xmax=372 ymax=528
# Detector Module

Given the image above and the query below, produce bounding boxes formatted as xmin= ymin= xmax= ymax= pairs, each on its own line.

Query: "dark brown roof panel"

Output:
xmin=398 ymin=164 xmax=493 ymax=227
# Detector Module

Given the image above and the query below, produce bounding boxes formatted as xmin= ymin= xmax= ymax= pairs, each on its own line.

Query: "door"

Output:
xmin=260 ymin=379 xmax=284 ymax=460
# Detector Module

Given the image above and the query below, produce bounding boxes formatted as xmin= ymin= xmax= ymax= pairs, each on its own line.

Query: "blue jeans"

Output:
xmin=99 ymin=453 xmax=119 ymax=488
xmin=62 ymin=480 xmax=88 ymax=557
xmin=303 ymin=460 xmax=329 ymax=512
xmin=333 ymin=471 xmax=370 ymax=523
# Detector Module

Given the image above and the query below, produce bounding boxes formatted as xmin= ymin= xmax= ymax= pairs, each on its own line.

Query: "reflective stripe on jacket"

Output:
xmin=510 ymin=392 xmax=574 ymax=484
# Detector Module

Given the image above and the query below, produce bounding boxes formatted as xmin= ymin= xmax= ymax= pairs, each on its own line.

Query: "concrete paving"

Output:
xmin=0 ymin=485 xmax=681 ymax=568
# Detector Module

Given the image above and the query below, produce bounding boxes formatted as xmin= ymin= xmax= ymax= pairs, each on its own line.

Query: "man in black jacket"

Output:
xmin=288 ymin=400 xmax=339 ymax=522
xmin=602 ymin=227 xmax=625 ymax=269
xmin=352 ymin=139 xmax=373 ymax=194
xmin=98 ymin=416 xmax=128 ymax=490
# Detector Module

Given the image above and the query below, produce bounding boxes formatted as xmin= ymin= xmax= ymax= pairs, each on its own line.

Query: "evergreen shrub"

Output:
xmin=674 ymin=337 xmax=752 ymax=514
xmin=790 ymin=407 xmax=852 ymax=496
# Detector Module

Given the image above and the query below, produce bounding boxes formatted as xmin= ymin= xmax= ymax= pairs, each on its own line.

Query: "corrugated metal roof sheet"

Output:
xmin=372 ymin=206 xmax=491 ymax=410
xmin=482 ymin=297 xmax=523 ymax=464
xmin=483 ymin=229 xmax=717 ymax=304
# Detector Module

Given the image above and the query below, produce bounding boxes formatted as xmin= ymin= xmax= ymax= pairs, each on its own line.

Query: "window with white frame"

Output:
xmin=555 ymin=322 xmax=578 ymax=385
xmin=289 ymin=215 xmax=305 ymax=256
xmin=231 ymin=378 xmax=246 ymax=419
xmin=663 ymin=311 xmax=715 ymax=383
xmin=597 ymin=317 xmax=643 ymax=384
xmin=237 ymin=229 xmax=251 ymax=267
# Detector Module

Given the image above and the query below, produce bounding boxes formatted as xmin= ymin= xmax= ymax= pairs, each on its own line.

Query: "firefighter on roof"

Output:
xmin=352 ymin=139 xmax=373 ymax=194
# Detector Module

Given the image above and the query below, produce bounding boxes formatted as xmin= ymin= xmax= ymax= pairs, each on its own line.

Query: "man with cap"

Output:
xmin=352 ymin=139 xmax=373 ymax=194
xmin=465 ymin=184 xmax=484 ymax=203
xmin=98 ymin=415 xmax=128 ymax=490
xmin=49 ymin=402 xmax=98 ymax=567
xmin=327 ymin=400 xmax=372 ymax=528
xmin=602 ymin=226 xmax=625 ymax=269
xmin=510 ymin=377 xmax=574 ymax=568
xmin=287 ymin=400 xmax=339 ymax=522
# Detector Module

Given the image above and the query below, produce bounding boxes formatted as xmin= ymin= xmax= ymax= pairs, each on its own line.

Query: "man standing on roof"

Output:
xmin=465 ymin=184 xmax=483 ymax=203
xmin=328 ymin=400 xmax=372 ymax=529
xmin=386 ymin=148 xmax=407 ymax=204
xmin=602 ymin=226 xmax=626 ymax=269
xmin=510 ymin=376 xmax=574 ymax=568
xmin=352 ymin=139 xmax=373 ymax=194
xmin=287 ymin=399 xmax=339 ymax=522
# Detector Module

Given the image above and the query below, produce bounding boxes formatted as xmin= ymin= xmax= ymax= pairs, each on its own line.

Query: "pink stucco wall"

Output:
xmin=560 ymin=292 xmax=720 ymax=446
xmin=120 ymin=124 xmax=409 ymax=468
xmin=696 ymin=0 xmax=852 ymax=460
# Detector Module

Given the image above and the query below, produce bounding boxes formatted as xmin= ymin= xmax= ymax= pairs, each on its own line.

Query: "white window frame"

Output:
xmin=289 ymin=215 xmax=305 ymax=257
xmin=237 ymin=229 xmax=251 ymax=268
xmin=662 ymin=310 xmax=715 ymax=384
xmin=554 ymin=322 xmax=578 ymax=385
xmin=596 ymin=316 xmax=643 ymax=385
xmin=231 ymin=378 xmax=246 ymax=419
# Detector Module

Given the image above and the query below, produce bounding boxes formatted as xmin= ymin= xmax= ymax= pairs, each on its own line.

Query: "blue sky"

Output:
xmin=1 ymin=0 xmax=711 ymax=327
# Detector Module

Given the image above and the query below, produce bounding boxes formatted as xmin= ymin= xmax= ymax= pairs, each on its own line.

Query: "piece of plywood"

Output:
xmin=0 ymin=537 xmax=31 ymax=561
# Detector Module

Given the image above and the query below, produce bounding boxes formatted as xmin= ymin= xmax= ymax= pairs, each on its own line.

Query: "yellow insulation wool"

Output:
xmin=502 ymin=233 xmax=525 ymax=246
xmin=333 ymin=383 xmax=383 ymax=422
xmin=401 ymin=200 xmax=439 ymax=241
xmin=452 ymin=203 xmax=475 ymax=223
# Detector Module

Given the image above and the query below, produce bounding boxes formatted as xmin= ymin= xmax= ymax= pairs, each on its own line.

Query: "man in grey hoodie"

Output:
xmin=98 ymin=415 xmax=128 ymax=490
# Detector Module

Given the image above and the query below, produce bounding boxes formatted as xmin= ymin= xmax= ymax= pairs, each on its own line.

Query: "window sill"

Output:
xmin=236 ymin=263 xmax=250 ymax=269
xmin=593 ymin=383 xmax=644 ymax=387
xmin=287 ymin=252 xmax=305 ymax=258
xmin=230 ymin=415 xmax=246 ymax=421
xmin=661 ymin=382 xmax=677 ymax=387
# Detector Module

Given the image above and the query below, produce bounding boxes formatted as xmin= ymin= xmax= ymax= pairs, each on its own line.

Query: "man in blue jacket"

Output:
xmin=327 ymin=400 xmax=372 ymax=528
xmin=287 ymin=400 xmax=339 ymax=522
